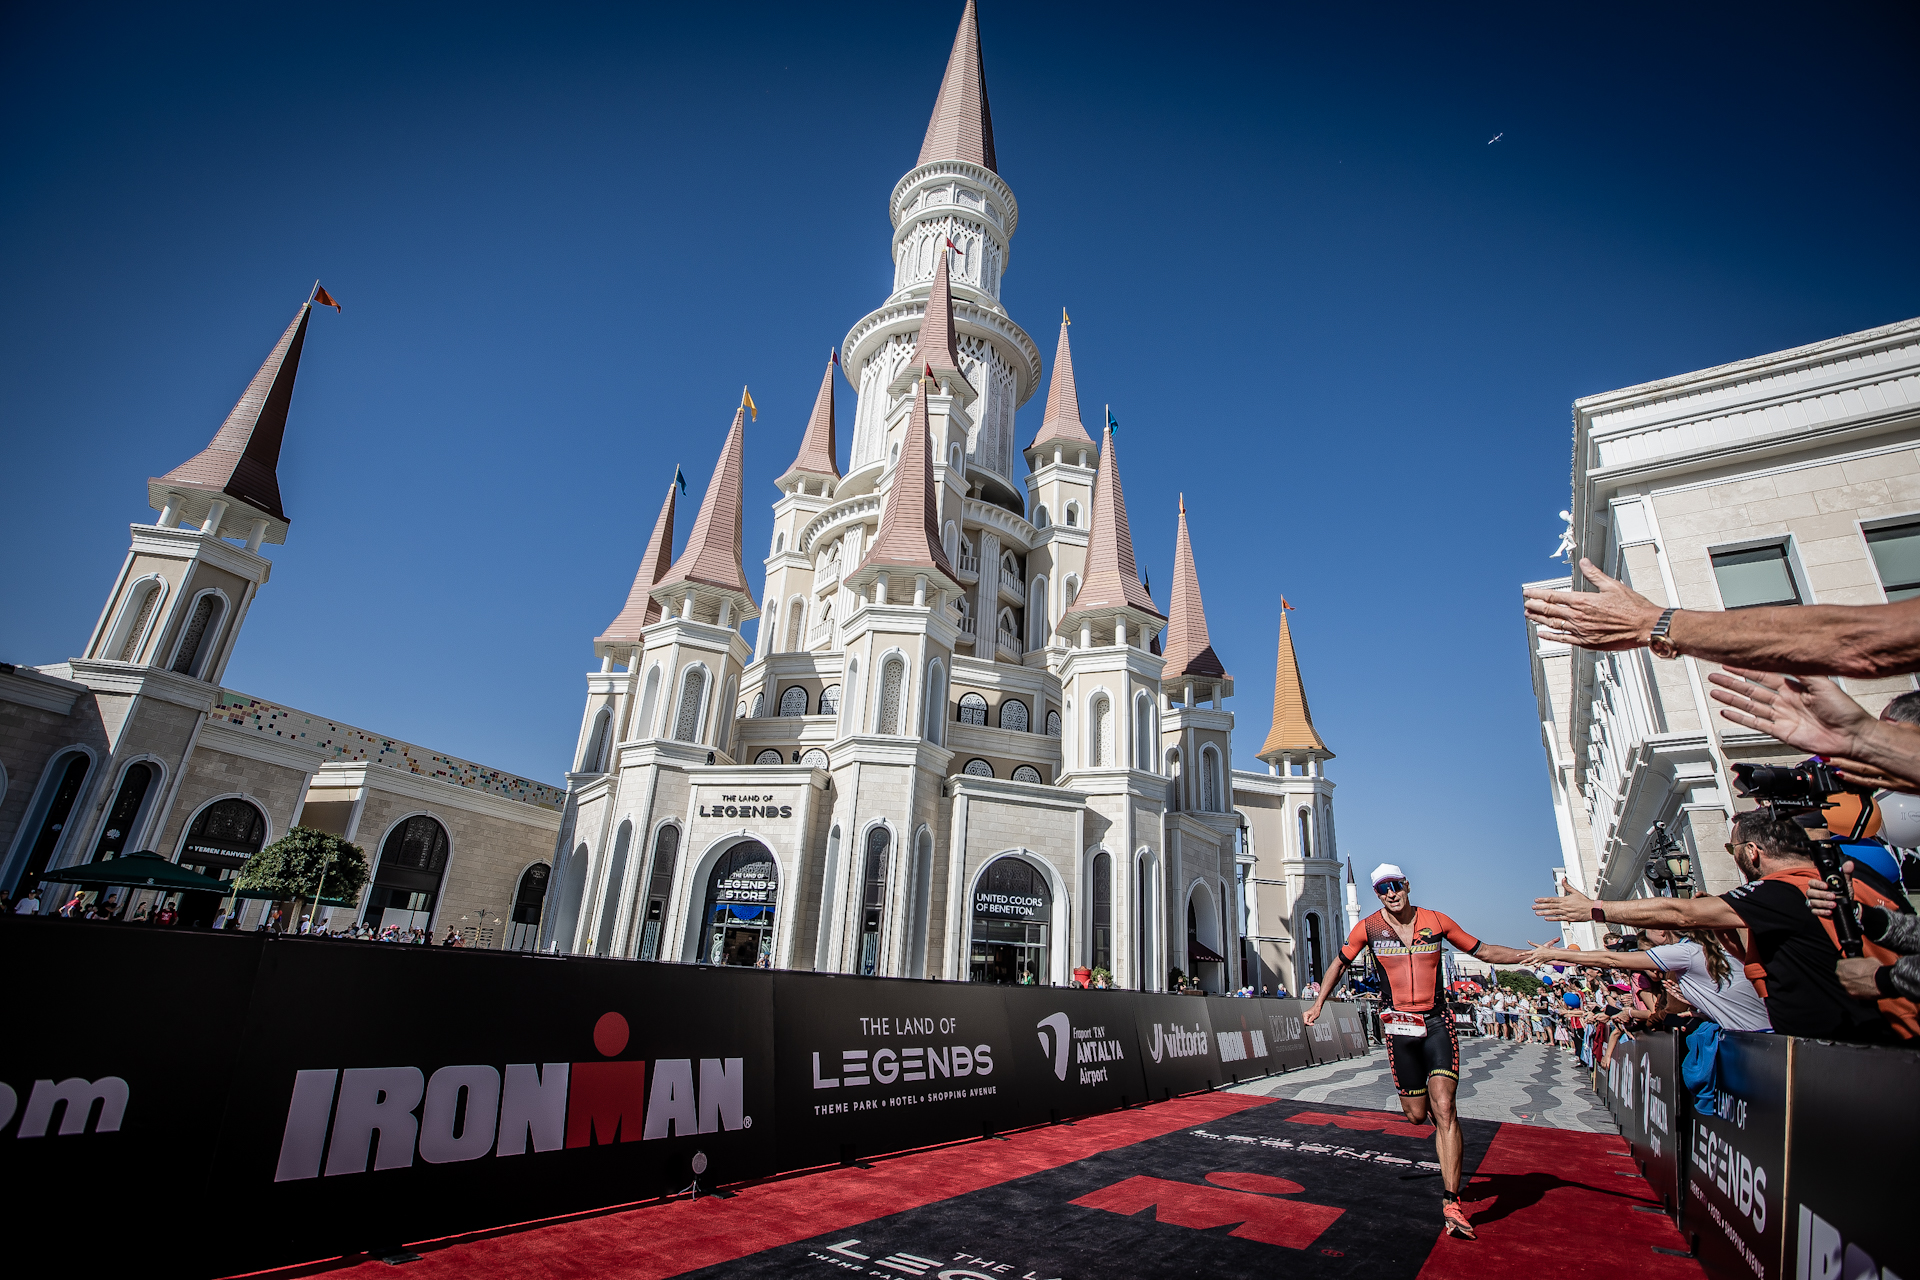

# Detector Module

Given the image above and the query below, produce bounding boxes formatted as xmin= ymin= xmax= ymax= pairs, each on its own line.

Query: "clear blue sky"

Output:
xmin=4 ymin=2 xmax=1916 ymax=944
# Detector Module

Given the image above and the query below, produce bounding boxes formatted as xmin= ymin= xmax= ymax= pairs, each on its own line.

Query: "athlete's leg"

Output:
xmin=1428 ymin=1072 xmax=1463 ymax=1194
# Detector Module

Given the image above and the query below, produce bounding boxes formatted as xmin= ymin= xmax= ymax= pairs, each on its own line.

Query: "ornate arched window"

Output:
xmin=958 ymin=692 xmax=988 ymax=726
xmin=818 ymin=684 xmax=841 ymax=715
xmin=1064 ymin=574 xmax=1081 ymax=605
xmin=506 ymin=862 xmax=549 ymax=950
xmin=1065 ymin=503 xmax=1080 ymax=528
xmin=786 ymin=598 xmax=806 ymax=651
xmin=636 ymin=824 xmax=679 ymax=961
xmin=963 ymin=758 xmax=994 ymax=777
xmin=1201 ymin=746 xmax=1221 ymax=811
xmin=638 ymin=666 xmax=662 ymax=737
xmin=1134 ymin=696 xmax=1154 ymax=770
xmin=1091 ymin=851 xmax=1113 ymax=974
xmin=1298 ymin=808 xmax=1313 ymax=859
xmin=91 ymin=762 xmax=158 ymax=860
xmin=1028 ymin=577 xmax=1049 ymax=649
xmin=582 ymin=708 xmax=612 ymax=773
xmin=1046 ymin=710 xmax=1061 ymax=737
xmin=1092 ymin=695 xmax=1112 ymax=768
xmin=178 ymin=798 xmax=266 ymax=896
xmin=107 ymin=577 xmax=165 ymax=663
xmin=755 ymin=749 xmax=783 ymax=765
xmin=673 ymin=667 xmax=707 ymax=742
xmin=1034 ymin=506 xmax=1049 ymax=528
xmin=774 ymin=531 xmax=785 ymax=553
xmin=923 ymin=661 xmax=946 ymax=745
xmin=857 ymin=826 xmax=892 ymax=975
xmin=1012 ymin=764 xmax=1041 ymax=783
xmin=800 ymin=748 xmax=829 ymax=768
xmin=780 ymin=686 xmax=809 ymax=717
xmin=170 ymin=592 xmax=227 ymax=679
xmin=877 ymin=657 xmax=906 ymax=734
xmin=750 ymin=691 xmax=765 ymax=718
xmin=999 ymin=699 xmax=1028 ymax=732
xmin=367 ymin=814 xmax=451 ymax=932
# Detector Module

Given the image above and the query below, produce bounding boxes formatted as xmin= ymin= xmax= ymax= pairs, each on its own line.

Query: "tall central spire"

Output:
xmin=919 ymin=1 xmax=996 ymax=173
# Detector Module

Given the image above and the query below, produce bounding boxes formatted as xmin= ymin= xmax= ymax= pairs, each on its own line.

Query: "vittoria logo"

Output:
xmin=1147 ymin=1023 xmax=1208 ymax=1064
xmin=1036 ymin=1013 xmax=1127 ymax=1085
xmin=273 ymin=1013 xmax=750 ymax=1182
xmin=1 ymin=1076 xmax=130 ymax=1138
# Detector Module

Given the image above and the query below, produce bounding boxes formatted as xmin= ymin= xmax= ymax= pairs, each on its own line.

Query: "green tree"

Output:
xmin=1497 ymin=969 xmax=1542 ymax=997
xmin=234 ymin=827 xmax=368 ymax=930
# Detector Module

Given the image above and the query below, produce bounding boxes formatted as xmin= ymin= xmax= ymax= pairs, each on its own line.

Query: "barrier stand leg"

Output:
xmin=673 ymin=1150 xmax=733 ymax=1200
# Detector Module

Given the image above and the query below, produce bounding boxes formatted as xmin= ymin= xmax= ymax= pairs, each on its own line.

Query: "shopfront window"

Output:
xmin=176 ymin=798 xmax=267 ymax=928
xmin=702 ymin=840 xmax=778 ymax=967
xmin=366 ymin=815 xmax=450 ymax=936
xmin=969 ymin=855 xmax=1051 ymax=985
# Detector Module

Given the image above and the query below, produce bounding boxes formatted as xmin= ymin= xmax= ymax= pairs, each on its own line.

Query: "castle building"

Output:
xmin=543 ymin=2 xmax=1349 ymax=992
xmin=0 ymin=3 xmax=1348 ymax=990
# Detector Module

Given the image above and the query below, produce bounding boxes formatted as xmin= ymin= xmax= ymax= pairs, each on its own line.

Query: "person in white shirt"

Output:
xmin=14 ymin=890 xmax=42 ymax=915
xmin=1521 ymin=930 xmax=1770 ymax=1032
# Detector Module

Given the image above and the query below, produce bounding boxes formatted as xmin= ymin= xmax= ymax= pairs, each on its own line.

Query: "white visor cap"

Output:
xmin=1369 ymin=863 xmax=1408 ymax=889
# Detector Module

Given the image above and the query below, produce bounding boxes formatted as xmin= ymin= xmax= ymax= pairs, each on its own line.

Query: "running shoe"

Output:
xmin=1442 ymin=1200 xmax=1476 ymax=1240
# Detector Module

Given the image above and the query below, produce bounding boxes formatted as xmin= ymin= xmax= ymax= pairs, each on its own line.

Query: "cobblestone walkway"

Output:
xmin=1227 ymin=1034 xmax=1617 ymax=1132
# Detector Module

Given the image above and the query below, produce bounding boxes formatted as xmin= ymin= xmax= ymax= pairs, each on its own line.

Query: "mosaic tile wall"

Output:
xmin=212 ymin=691 xmax=566 ymax=810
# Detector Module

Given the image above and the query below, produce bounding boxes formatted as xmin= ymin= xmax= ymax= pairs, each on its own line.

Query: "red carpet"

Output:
xmin=281 ymin=1092 xmax=1272 ymax=1280
xmin=238 ymin=1096 xmax=1701 ymax=1280
xmin=1417 ymin=1121 xmax=1699 ymax=1280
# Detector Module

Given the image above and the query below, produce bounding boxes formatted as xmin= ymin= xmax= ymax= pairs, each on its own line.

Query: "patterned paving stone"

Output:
xmin=1226 ymin=1035 xmax=1617 ymax=1132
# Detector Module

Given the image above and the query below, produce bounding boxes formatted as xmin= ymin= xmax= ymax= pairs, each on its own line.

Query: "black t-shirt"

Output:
xmin=1721 ymin=879 xmax=1890 ymax=1044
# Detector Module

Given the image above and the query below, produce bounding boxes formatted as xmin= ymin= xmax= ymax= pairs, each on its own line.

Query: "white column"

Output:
xmin=246 ymin=518 xmax=269 ymax=552
xmin=201 ymin=499 xmax=229 ymax=536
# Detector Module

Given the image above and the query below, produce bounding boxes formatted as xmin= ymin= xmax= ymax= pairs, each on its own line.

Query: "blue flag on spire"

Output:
xmin=1106 ymin=405 xmax=1119 ymax=434
xmin=673 ymin=466 xmax=687 ymax=495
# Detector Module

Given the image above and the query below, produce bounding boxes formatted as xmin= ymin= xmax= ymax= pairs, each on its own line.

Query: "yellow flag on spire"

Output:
xmin=1063 ymin=307 xmax=1071 ymax=325
xmin=741 ymin=385 xmax=757 ymax=421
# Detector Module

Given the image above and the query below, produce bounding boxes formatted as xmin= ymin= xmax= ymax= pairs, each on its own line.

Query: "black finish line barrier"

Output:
xmin=1597 ymin=1025 xmax=1914 ymax=1280
xmin=0 ymin=919 xmax=1373 ymax=1275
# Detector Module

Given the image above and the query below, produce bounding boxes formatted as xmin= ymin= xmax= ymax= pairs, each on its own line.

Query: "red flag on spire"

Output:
xmin=1281 ymin=597 xmax=1295 ymax=611
xmin=944 ymin=236 xmax=958 ymax=255
xmin=924 ymin=361 xmax=935 ymax=380
xmin=312 ymin=283 xmax=341 ymax=312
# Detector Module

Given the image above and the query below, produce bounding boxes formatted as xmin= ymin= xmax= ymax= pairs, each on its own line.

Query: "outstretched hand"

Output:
xmin=1534 ymin=886 xmax=1595 ymax=924
xmin=1523 ymin=558 xmax=1665 ymax=651
xmin=1707 ymin=667 xmax=1870 ymax=758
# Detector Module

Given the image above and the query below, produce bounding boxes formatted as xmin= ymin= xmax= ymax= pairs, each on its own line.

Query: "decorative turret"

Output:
xmin=1058 ymin=424 xmax=1163 ymax=647
xmin=1161 ymin=497 xmax=1231 ymax=701
xmin=1257 ymin=605 xmax=1332 ymax=768
xmin=1026 ymin=314 xmax=1096 ymax=467
xmin=652 ymin=406 xmax=759 ymax=628
xmin=778 ymin=355 xmax=842 ymax=494
xmin=595 ymin=478 xmax=677 ymax=660
xmin=149 ymin=296 xmax=316 ymax=550
xmin=918 ymin=0 xmax=995 ymax=173
xmin=888 ymin=249 xmax=975 ymax=406
xmin=849 ymin=379 xmax=960 ymax=598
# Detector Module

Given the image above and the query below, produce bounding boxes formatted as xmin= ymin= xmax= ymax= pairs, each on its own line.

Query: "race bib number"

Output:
xmin=1383 ymin=1010 xmax=1427 ymax=1038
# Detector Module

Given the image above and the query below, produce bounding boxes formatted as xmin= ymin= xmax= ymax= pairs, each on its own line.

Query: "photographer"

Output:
xmin=1523 ymin=557 xmax=1920 ymax=678
xmin=1806 ymin=866 xmax=1920 ymax=1003
xmin=1535 ymin=809 xmax=1905 ymax=1043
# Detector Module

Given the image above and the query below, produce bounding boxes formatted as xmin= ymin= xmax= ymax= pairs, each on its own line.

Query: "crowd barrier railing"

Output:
xmin=0 ymin=918 xmax=1376 ymax=1274
xmin=1597 ymin=1024 xmax=1912 ymax=1280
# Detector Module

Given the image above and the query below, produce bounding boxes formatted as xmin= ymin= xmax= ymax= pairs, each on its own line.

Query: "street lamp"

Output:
xmin=1644 ymin=822 xmax=1694 ymax=898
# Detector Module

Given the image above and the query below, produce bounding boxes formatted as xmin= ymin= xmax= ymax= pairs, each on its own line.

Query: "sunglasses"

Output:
xmin=1375 ymin=880 xmax=1409 ymax=893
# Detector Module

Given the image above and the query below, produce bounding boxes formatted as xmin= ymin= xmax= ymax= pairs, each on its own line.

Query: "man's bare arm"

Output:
xmin=1470 ymin=941 xmax=1532 ymax=965
xmin=1534 ymin=886 xmax=1743 ymax=930
xmin=1522 ymin=558 xmax=1920 ymax=678
xmin=1302 ymin=956 xmax=1349 ymax=1024
xmin=1521 ymin=945 xmax=1658 ymax=972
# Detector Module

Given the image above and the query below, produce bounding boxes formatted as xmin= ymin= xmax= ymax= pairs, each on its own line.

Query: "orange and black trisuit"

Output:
xmin=1340 ymin=907 xmax=1483 ymax=1097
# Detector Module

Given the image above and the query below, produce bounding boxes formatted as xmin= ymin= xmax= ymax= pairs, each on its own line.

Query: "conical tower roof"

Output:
xmin=596 ymin=479 xmax=678 ymax=648
xmin=780 ymin=354 xmax=840 ymax=487
xmin=917 ymin=249 xmax=971 ymax=393
xmin=1028 ymin=315 xmax=1095 ymax=456
xmin=1065 ymin=425 xmax=1163 ymax=621
xmin=149 ymin=299 xmax=312 ymax=540
xmin=1162 ymin=497 xmax=1229 ymax=684
xmin=918 ymin=0 xmax=996 ymax=173
xmin=857 ymin=379 xmax=960 ymax=588
xmin=655 ymin=407 xmax=754 ymax=606
xmin=1258 ymin=607 xmax=1332 ymax=761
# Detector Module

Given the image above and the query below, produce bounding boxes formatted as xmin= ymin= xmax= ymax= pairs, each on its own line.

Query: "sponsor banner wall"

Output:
xmin=1131 ymin=994 xmax=1223 ymax=1098
xmin=1627 ymin=1032 xmax=1680 ymax=1215
xmin=1686 ymin=1031 xmax=1787 ymax=1280
xmin=215 ymin=939 xmax=780 ymax=1272
xmin=1783 ymin=1040 xmax=1916 ymax=1280
xmin=1304 ymin=1002 xmax=1365 ymax=1064
xmin=1262 ymin=999 xmax=1313 ymax=1070
xmin=771 ymin=971 xmax=1018 ymax=1167
xmin=999 ymin=986 xmax=1150 ymax=1117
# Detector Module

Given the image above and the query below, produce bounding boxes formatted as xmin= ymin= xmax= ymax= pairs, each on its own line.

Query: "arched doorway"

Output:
xmin=366 ymin=815 xmax=451 ymax=938
xmin=969 ymin=855 xmax=1051 ymax=985
xmin=700 ymin=840 xmax=778 ymax=967
xmin=4 ymin=749 xmax=92 ymax=894
xmin=552 ymin=845 xmax=588 ymax=953
xmin=505 ymin=862 xmax=549 ymax=951
xmin=1187 ymin=883 xmax=1226 ymax=992
xmin=176 ymin=798 xmax=268 ymax=928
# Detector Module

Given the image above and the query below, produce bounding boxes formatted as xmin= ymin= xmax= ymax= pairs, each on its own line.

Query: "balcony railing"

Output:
xmin=957 ymin=552 xmax=979 ymax=578
xmin=957 ymin=614 xmax=978 ymax=643
xmin=996 ymin=627 xmax=1022 ymax=659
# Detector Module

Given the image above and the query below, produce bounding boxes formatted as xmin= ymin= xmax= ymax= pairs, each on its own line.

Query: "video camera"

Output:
xmin=1729 ymin=758 xmax=1871 ymax=957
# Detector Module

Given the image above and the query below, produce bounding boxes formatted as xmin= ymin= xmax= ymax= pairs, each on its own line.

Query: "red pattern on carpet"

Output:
xmin=1416 ymin=1121 xmax=1701 ymax=1280
xmin=302 ymin=1092 xmax=1272 ymax=1280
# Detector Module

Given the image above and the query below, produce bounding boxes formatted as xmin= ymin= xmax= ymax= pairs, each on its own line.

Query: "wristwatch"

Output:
xmin=1590 ymin=905 xmax=1608 ymax=923
xmin=1648 ymin=608 xmax=1680 ymax=660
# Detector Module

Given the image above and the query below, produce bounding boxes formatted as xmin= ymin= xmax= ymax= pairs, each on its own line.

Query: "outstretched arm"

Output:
xmin=1470 ymin=941 xmax=1533 ymax=965
xmin=1302 ymin=955 xmax=1350 ymax=1025
xmin=1523 ymin=558 xmax=1920 ymax=678
xmin=1534 ymin=884 xmax=1743 ymax=930
xmin=1520 ymin=945 xmax=1659 ymax=972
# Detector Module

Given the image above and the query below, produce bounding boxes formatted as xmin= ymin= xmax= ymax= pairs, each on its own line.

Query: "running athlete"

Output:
xmin=1303 ymin=862 xmax=1531 ymax=1240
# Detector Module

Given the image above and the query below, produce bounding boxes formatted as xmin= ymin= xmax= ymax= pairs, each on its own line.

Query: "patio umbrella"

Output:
xmin=47 ymin=851 xmax=232 ymax=892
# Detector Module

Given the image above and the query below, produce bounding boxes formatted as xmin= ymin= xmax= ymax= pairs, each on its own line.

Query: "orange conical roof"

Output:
xmin=1162 ymin=498 xmax=1228 ymax=683
xmin=859 ymin=380 xmax=960 ymax=587
xmin=918 ymin=1 xmax=996 ymax=173
xmin=1028 ymin=315 xmax=1095 ymax=456
xmin=781 ymin=354 xmax=840 ymax=484
xmin=1258 ymin=608 xmax=1331 ymax=760
xmin=597 ymin=478 xmax=677 ymax=646
xmin=1067 ymin=425 xmax=1162 ymax=620
xmin=152 ymin=300 xmax=311 ymax=527
xmin=656 ymin=407 xmax=753 ymax=600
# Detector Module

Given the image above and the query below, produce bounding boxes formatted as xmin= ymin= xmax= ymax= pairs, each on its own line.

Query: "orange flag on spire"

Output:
xmin=1281 ymin=597 xmax=1295 ymax=610
xmin=312 ymin=283 xmax=341 ymax=312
